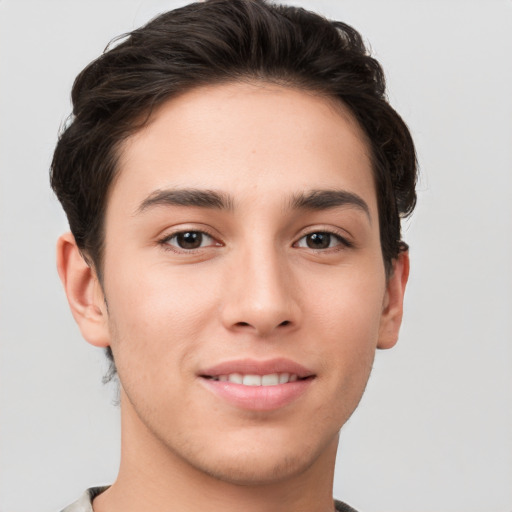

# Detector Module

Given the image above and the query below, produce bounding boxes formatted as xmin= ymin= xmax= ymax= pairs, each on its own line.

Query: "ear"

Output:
xmin=377 ymin=250 xmax=409 ymax=349
xmin=56 ymin=232 xmax=110 ymax=348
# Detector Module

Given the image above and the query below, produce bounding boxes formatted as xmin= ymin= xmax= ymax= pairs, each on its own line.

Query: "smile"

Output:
xmin=199 ymin=359 xmax=315 ymax=411
xmin=206 ymin=373 xmax=301 ymax=386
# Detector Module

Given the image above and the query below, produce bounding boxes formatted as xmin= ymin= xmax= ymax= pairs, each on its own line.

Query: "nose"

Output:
xmin=220 ymin=247 xmax=301 ymax=337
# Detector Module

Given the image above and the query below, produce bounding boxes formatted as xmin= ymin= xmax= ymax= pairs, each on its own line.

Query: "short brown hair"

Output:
xmin=51 ymin=0 xmax=417 ymax=276
xmin=51 ymin=0 xmax=417 ymax=374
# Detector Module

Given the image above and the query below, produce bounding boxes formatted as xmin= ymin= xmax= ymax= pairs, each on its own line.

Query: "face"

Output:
xmin=93 ymin=82 xmax=404 ymax=484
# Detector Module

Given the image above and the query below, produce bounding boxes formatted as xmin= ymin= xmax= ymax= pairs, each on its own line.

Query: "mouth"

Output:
xmin=202 ymin=372 xmax=310 ymax=386
xmin=198 ymin=359 xmax=315 ymax=411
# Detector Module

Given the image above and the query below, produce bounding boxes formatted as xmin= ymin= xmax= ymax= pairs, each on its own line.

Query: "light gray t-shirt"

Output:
xmin=61 ymin=487 xmax=359 ymax=512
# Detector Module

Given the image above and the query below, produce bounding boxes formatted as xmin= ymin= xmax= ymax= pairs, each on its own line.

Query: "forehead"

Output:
xmin=112 ymin=81 xmax=376 ymax=214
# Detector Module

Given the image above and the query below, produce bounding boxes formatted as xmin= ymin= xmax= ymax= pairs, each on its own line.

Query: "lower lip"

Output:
xmin=200 ymin=378 xmax=313 ymax=411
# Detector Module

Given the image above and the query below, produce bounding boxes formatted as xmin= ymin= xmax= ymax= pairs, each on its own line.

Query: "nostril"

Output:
xmin=279 ymin=320 xmax=290 ymax=327
xmin=235 ymin=322 xmax=251 ymax=327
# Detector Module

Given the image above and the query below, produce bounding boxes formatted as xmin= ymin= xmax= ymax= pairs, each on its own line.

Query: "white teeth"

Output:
xmin=228 ymin=373 xmax=243 ymax=384
xmin=278 ymin=372 xmax=290 ymax=384
xmin=261 ymin=373 xmax=279 ymax=386
xmin=215 ymin=373 xmax=299 ymax=386
xmin=243 ymin=374 xmax=261 ymax=386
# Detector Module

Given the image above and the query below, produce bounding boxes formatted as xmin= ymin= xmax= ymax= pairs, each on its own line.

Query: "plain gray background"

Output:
xmin=1 ymin=1 xmax=511 ymax=511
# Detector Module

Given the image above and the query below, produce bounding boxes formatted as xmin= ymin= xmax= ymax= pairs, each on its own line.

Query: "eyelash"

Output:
xmin=294 ymin=230 xmax=353 ymax=251
xmin=158 ymin=229 xmax=221 ymax=253
xmin=157 ymin=228 xmax=353 ymax=253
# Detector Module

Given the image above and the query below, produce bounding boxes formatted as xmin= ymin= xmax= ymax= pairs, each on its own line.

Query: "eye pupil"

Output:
xmin=177 ymin=231 xmax=202 ymax=249
xmin=307 ymin=232 xmax=330 ymax=249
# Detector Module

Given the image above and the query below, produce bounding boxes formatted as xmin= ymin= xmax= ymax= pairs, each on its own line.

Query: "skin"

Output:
xmin=57 ymin=82 xmax=408 ymax=512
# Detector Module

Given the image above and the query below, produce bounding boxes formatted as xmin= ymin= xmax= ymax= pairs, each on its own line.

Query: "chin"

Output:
xmin=194 ymin=451 xmax=315 ymax=486
xmin=177 ymin=428 xmax=339 ymax=487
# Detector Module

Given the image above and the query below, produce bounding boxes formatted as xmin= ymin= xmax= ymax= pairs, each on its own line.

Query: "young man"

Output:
xmin=52 ymin=1 xmax=417 ymax=511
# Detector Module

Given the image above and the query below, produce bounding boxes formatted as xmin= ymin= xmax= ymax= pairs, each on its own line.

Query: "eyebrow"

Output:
xmin=137 ymin=188 xmax=234 ymax=213
xmin=290 ymin=189 xmax=371 ymax=221
xmin=136 ymin=187 xmax=370 ymax=221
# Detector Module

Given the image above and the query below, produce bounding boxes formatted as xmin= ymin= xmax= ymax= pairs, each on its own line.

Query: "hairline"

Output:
xmin=84 ymin=80 xmax=391 ymax=283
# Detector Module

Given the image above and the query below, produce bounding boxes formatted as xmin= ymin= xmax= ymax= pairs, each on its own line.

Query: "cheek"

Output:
xmin=304 ymin=264 xmax=386 ymax=394
xmin=307 ymin=263 xmax=386 ymax=340
xmin=103 ymin=258 xmax=222 ymax=371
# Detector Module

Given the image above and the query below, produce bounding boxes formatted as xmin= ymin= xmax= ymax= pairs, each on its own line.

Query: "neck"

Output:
xmin=93 ymin=391 xmax=339 ymax=512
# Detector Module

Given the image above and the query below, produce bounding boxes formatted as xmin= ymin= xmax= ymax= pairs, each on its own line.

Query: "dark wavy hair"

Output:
xmin=51 ymin=0 xmax=417 ymax=377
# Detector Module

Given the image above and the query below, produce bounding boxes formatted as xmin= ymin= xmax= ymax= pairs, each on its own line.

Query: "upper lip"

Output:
xmin=199 ymin=358 xmax=315 ymax=378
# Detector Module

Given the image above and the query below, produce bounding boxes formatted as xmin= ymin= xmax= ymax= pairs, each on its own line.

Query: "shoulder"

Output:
xmin=334 ymin=499 xmax=359 ymax=512
xmin=60 ymin=487 xmax=110 ymax=512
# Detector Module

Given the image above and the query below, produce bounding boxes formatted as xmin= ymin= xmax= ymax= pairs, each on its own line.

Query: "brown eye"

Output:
xmin=164 ymin=231 xmax=217 ymax=250
xmin=305 ymin=232 xmax=331 ymax=249
xmin=176 ymin=231 xmax=203 ymax=249
xmin=295 ymin=231 xmax=349 ymax=250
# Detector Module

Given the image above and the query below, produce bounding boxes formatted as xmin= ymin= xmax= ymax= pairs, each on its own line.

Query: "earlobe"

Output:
xmin=377 ymin=251 xmax=410 ymax=350
xmin=56 ymin=232 xmax=110 ymax=348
